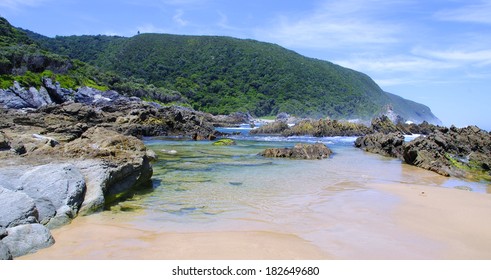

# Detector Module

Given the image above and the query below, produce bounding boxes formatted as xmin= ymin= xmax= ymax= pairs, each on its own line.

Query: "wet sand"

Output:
xmin=21 ymin=180 xmax=491 ymax=260
xmin=374 ymin=183 xmax=491 ymax=259
xmin=19 ymin=213 xmax=329 ymax=260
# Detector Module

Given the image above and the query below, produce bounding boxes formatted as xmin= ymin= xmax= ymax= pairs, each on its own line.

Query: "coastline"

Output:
xmin=20 ymin=177 xmax=491 ymax=260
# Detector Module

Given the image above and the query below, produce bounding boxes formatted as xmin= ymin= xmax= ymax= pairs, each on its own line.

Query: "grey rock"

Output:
xmin=28 ymin=87 xmax=48 ymax=107
xmin=0 ymin=241 xmax=13 ymax=260
xmin=0 ymin=166 xmax=24 ymax=190
xmin=0 ymin=187 xmax=38 ymax=228
xmin=18 ymin=163 xmax=86 ymax=223
xmin=74 ymin=86 xmax=99 ymax=104
xmin=0 ymin=227 xmax=7 ymax=238
xmin=74 ymin=160 xmax=108 ymax=215
xmin=45 ymin=205 xmax=75 ymax=229
xmin=38 ymin=86 xmax=54 ymax=105
xmin=42 ymin=77 xmax=73 ymax=104
xmin=0 ymin=88 xmax=30 ymax=109
xmin=2 ymin=224 xmax=54 ymax=258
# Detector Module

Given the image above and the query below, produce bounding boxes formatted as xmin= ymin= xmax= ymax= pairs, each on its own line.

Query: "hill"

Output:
xmin=3 ymin=16 xmax=440 ymax=123
xmin=0 ymin=17 xmax=188 ymax=106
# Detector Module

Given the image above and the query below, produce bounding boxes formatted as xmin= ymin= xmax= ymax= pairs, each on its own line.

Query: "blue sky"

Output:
xmin=2 ymin=0 xmax=491 ymax=129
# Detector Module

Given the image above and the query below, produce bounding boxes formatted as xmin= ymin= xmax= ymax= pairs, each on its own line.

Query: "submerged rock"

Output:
xmin=212 ymin=138 xmax=236 ymax=146
xmin=260 ymin=143 xmax=332 ymax=160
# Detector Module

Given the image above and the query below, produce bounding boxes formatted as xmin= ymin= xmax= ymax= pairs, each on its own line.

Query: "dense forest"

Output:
xmin=1 ymin=16 xmax=440 ymax=123
xmin=0 ymin=17 xmax=188 ymax=105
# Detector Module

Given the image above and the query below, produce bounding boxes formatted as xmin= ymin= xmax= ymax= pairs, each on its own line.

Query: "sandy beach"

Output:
xmin=374 ymin=183 xmax=491 ymax=259
xmin=20 ymin=179 xmax=491 ymax=260
xmin=19 ymin=213 xmax=328 ymax=259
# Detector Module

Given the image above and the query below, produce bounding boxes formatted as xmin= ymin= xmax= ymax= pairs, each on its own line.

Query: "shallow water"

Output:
xmin=109 ymin=128 xmax=490 ymax=258
xmin=23 ymin=126 xmax=491 ymax=259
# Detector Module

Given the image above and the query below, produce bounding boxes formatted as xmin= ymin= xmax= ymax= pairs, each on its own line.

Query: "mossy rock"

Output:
xmin=212 ymin=139 xmax=236 ymax=146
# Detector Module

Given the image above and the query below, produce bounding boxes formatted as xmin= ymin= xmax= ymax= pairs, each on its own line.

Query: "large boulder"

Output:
xmin=64 ymin=127 xmax=153 ymax=211
xmin=1 ymin=224 xmax=54 ymax=258
xmin=0 ymin=164 xmax=86 ymax=225
xmin=260 ymin=143 xmax=332 ymax=160
xmin=355 ymin=132 xmax=405 ymax=158
xmin=0 ymin=187 xmax=38 ymax=228
xmin=18 ymin=163 xmax=86 ymax=224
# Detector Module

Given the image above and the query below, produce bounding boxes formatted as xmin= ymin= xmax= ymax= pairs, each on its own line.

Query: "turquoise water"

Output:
xmin=107 ymin=126 xmax=490 ymax=257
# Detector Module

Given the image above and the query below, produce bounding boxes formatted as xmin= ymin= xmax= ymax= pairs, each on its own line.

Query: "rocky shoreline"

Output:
xmin=1 ymin=79 xmax=490 ymax=259
xmin=252 ymin=114 xmax=491 ymax=182
xmin=355 ymin=126 xmax=491 ymax=181
xmin=0 ymin=80 xmax=245 ymax=259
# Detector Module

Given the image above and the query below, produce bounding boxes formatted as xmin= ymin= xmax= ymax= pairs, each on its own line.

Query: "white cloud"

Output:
xmin=173 ymin=9 xmax=189 ymax=26
xmin=333 ymin=54 xmax=456 ymax=74
xmin=413 ymin=48 xmax=491 ymax=66
xmin=254 ymin=0 xmax=408 ymax=50
xmin=435 ymin=0 xmax=491 ymax=24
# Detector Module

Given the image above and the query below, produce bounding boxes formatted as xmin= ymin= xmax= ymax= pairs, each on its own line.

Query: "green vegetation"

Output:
xmin=0 ymin=17 xmax=188 ymax=106
xmin=34 ymin=31 xmax=435 ymax=120
xmin=445 ymin=153 xmax=491 ymax=182
xmin=212 ymin=139 xmax=237 ymax=146
xmin=1 ymin=16 xmax=440 ymax=122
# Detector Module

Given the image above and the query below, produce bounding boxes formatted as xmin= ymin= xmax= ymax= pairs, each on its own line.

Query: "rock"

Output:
xmin=45 ymin=205 xmax=74 ymax=229
xmin=371 ymin=115 xmax=400 ymax=134
xmin=42 ymin=77 xmax=74 ymax=104
xmin=11 ymin=143 xmax=27 ymax=155
xmin=260 ymin=143 xmax=332 ymax=160
xmin=16 ymin=163 xmax=86 ymax=224
xmin=0 ymin=131 xmax=10 ymax=150
xmin=355 ymin=132 xmax=405 ymax=158
xmin=0 ymin=187 xmax=38 ymax=228
xmin=64 ymin=128 xmax=153 ymax=210
xmin=0 ymin=82 xmax=52 ymax=109
xmin=74 ymin=87 xmax=129 ymax=108
xmin=0 ymin=163 xmax=85 ymax=223
xmin=282 ymin=119 xmax=372 ymax=137
xmin=0 ymin=88 xmax=30 ymax=109
xmin=250 ymin=121 xmax=290 ymax=135
xmin=0 ymin=241 xmax=13 ymax=260
xmin=212 ymin=139 xmax=236 ymax=146
xmin=403 ymin=126 xmax=491 ymax=180
xmin=73 ymin=160 xmax=108 ymax=215
xmin=74 ymin=158 xmax=151 ymax=215
xmin=2 ymin=224 xmax=54 ymax=258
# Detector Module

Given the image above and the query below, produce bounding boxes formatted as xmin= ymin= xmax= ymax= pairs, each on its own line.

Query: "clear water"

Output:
xmin=110 ymin=125 xmax=490 ymax=258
